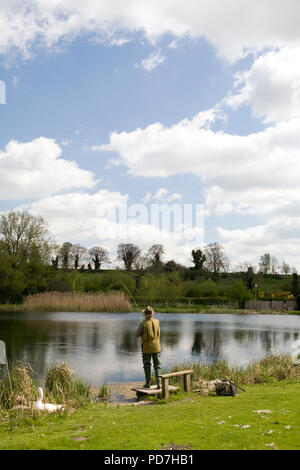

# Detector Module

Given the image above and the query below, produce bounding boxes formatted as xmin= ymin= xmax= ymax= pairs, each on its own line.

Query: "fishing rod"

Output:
xmin=221 ymin=376 xmax=246 ymax=392
xmin=70 ymin=271 xmax=145 ymax=317
xmin=117 ymin=280 xmax=143 ymax=316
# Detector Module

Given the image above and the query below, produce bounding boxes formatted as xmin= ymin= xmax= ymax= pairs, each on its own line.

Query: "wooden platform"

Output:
xmin=131 ymin=385 xmax=178 ymax=401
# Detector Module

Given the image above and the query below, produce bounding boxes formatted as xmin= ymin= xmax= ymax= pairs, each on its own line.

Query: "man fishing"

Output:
xmin=136 ymin=306 xmax=161 ymax=389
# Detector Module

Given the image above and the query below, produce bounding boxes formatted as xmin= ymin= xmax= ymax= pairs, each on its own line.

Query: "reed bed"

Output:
xmin=0 ymin=362 xmax=93 ymax=414
xmin=23 ymin=291 xmax=132 ymax=312
xmin=45 ymin=363 xmax=92 ymax=407
xmin=166 ymin=354 xmax=300 ymax=389
xmin=0 ymin=362 xmax=36 ymax=409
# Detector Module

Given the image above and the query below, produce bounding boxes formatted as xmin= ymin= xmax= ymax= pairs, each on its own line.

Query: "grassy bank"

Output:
xmin=0 ymin=383 xmax=299 ymax=450
xmin=0 ymin=355 xmax=299 ymax=450
xmin=133 ymin=305 xmax=300 ymax=315
xmin=1 ymin=303 xmax=299 ymax=315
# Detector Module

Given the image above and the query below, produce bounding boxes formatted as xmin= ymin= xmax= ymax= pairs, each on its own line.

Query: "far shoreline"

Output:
xmin=0 ymin=304 xmax=300 ymax=315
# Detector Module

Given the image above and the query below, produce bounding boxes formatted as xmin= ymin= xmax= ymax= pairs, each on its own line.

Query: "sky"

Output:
xmin=0 ymin=0 xmax=300 ymax=270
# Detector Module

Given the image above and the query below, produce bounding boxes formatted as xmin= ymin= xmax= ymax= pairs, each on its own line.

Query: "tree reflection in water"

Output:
xmin=0 ymin=312 xmax=299 ymax=384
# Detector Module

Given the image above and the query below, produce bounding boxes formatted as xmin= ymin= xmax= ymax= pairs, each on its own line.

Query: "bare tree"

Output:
xmin=280 ymin=260 xmax=291 ymax=275
xmin=204 ymin=243 xmax=229 ymax=275
xmin=59 ymin=242 xmax=73 ymax=270
xmin=117 ymin=243 xmax=141 ymax=271
xmin=88 ymin=246 xmax=110 ymax=270
xmin=147 ymin=244 xmax=165 ymax=271
xmin=71 ymin=244 xmax=87 ymax=269
xmin=271 ymin=256 xmax=279 ymax=274
xmin=236 ymin=261 xmax=255 ymax=273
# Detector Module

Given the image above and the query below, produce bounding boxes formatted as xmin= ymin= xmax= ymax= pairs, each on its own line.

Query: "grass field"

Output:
xmin=0 ymin=383 xmax=299 ymax=450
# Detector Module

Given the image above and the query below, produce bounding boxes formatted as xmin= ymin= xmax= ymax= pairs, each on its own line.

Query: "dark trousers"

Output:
xmin=142 ymin=352 xmax=161 ymax=372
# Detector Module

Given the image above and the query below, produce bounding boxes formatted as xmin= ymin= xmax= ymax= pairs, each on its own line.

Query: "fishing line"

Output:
xmin=117 ymin=280 xmax=143 ymax=316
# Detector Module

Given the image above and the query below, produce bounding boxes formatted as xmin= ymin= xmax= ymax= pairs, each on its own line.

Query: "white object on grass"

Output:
xmin=0 ymin=340 xmax=6 ymax=365
xmin=34 ymin=387 xmax=64 ymax=412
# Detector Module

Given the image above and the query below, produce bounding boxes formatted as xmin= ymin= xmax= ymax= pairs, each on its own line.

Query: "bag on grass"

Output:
xmin=215 ymin=380 xmax=237 ymax=396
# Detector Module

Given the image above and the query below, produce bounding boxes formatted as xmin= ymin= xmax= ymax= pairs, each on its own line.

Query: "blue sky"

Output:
xmin=1 ymin=1 xmax=300 ymax=270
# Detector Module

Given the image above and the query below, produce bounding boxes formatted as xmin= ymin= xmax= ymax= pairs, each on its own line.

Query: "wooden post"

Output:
xmin=184 ymin=373 xmax=191 ymax=393
xmin=162 ymin=378 xmax=169 ymax=400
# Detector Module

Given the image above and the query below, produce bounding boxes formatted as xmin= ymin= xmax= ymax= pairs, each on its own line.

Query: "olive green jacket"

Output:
xmin=136 ymin=317 xmax=161 ymax=354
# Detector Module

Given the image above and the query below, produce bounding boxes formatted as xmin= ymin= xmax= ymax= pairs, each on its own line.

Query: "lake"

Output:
xmin=0 ymin=312 xmax=299 ymax=386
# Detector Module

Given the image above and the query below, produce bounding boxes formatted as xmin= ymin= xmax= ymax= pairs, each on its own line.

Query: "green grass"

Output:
xmin=0 ymin=383 xmax=299 ymax=450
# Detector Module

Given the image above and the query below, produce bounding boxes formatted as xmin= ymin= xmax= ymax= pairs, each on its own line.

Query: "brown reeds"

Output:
xmin=23 ymin=291 xmax=132 ymax=312
xmin=0 ymin=361 xmax=36 ymax=409
xmin=45 ymin=363 xmax=92 ymax=407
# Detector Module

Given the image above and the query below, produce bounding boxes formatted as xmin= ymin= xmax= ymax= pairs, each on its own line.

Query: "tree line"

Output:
xmin=0 ymin=210 xmax=298 ymax=305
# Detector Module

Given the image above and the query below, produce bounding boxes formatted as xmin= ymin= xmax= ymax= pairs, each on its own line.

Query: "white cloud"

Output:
xmin=0 ymin=137 xmax=96 ymax=199
xmin=143 ymin=188 xmax=182 ymax=203
xmin=95 ymin=106 xmax=300 ymax=267
xmin=226 ymin=47 xmax=300 ymax=122
xmin=219 ymin=217 xmax=300 ymax=270
xmin=97 ymin=113 xmax=300 ymax=215
xmin=19 ymin=190 xmax=202 ymax=264
xmin=137 ymin=49 xmax=165 ymax=72
xmin=1 ymin=1 xmax=300 ymax=61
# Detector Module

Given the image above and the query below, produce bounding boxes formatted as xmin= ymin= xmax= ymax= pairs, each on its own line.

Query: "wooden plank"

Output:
xmin=159 ymin=370 xmax=194 ymax=379
xmin=162 ymin=378 xmax=169 ymax=400
xmin=131 ymin=385 xmax=178 ymax=395
xmin=184 ymin=374 xmax=191 ymax=393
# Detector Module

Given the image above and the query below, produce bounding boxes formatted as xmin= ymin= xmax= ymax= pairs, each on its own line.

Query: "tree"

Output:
xmin=164 ymin=260 xmax=178 ymax=272
xmin=243 ymin=266 xmax=256 ymax=290
xmin=291 ymin=272 xmax=299 ymax=297
xmin=0 ymin=211 xmax=54 ymax=303
xmin=0 ymin=210 xmax=53 ymax=266
xmin=191 ymin=248 xmax=206 ymax=271
xmin=259 ymin=253 xmax=271 ymax=275
xmin=147 ymin=244 xmax=165 ymax=271
xmin=88 ymin=246 xmax=109 ymax=270
xmin=204 ymin=243 xmax=228 ymax=276
xmin=270 ymin=256 xmax=279 ymax=274
xmin=117 ymin=243 xmax=141 ymax=271
xmin=59 ymin=242 xmax=73 ymax=270
xmin=229 ymin=281 xmax=253 ymax=308
xmin=71 ymin=244 xmax=87 ymax=269
xmin=280 ymin=260 xmax=291 ymax=275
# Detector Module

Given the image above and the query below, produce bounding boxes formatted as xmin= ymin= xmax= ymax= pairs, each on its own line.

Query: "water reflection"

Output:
xmin=0 ymin=312 xmax=299 ymax=385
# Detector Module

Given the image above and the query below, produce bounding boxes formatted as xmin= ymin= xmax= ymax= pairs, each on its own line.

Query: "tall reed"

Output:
xmin=23 ymin=291 xmax=132 ymax=312
xmin=0 ymin=362 xmax=36 ymax=409
xmin=45 ymin=363 xmax=92 ymax=407
xmin=167 ymin=354 xmax=300 ymax=388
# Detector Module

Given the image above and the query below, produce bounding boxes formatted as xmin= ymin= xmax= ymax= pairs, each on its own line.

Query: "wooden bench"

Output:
xmin=159 ymin=370 xmax=194 ymax=399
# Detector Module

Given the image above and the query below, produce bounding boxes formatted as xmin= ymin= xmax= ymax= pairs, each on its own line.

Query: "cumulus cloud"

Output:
xmin=219 ymin=217 xmax=300 ymax=270
xmin=95 ymin=104 xmax=300 ymax=267
xmin=1 ymin=1 xmax=300 ymax=61
xmin=0 ymin=137 xmax=96 ymax=199
xmin=19 ymin=190 xmax=203 ymax=264
xmin=226 ymin=47 xmax=300 ymax=122
xmin=96 ymin=112 xmax=300 ymax=215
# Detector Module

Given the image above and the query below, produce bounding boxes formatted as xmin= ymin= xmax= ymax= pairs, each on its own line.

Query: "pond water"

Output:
xmin=0 ymin=312 xmax=299 ymax=386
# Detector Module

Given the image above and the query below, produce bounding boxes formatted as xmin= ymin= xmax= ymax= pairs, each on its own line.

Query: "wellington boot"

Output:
xmin=155 ymin=370 xmax=161 ymax=389
xmin=143 ymin=368 xmax=151 ymax=388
